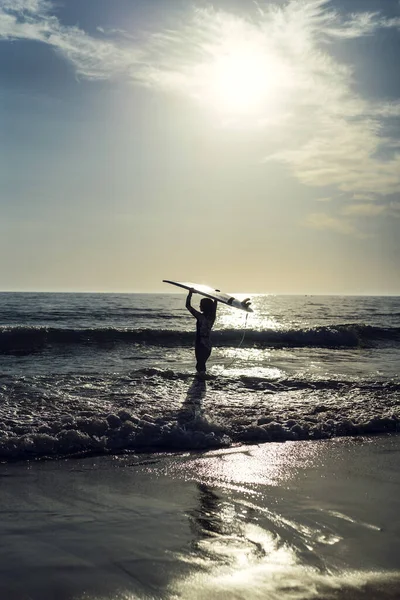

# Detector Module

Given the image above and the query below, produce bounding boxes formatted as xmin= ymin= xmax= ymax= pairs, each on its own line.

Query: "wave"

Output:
xmin=1 ymin=396 xmax=399 ymax=463
xmin=1 ymin=323 xmax=399 ymax=354
xmin=0 ymin=368 xmax=399 ymax=462
xmin=123 ymin=368 xmax=400 ymax=392
xmin=1 ymin=310 xmax=179 ymax=323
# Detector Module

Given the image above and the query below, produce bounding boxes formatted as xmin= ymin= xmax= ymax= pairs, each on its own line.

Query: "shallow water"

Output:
xmin=0 ymin=293 xmax=399 ymax=461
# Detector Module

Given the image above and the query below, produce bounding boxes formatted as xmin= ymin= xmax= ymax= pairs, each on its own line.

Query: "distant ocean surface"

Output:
xmin=1 ymin=292 xmax=399 ymax=462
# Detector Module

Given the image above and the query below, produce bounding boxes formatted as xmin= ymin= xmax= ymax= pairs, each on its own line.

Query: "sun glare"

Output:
xmin=212 ymin=49 xmax=272 ymax=113
xmin=196 ymin=38 xmax=288 ymax=116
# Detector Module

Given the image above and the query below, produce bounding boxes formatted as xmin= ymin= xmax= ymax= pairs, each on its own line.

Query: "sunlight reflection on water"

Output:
xmin=218 ymin=305 xmax=281 ymax=331
xmin=183 ymin=443 xmax=320 ymax=489
xmin=209 ymin=346 xmax=285 ymax=378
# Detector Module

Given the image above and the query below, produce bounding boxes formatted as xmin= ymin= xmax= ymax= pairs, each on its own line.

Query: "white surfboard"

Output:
xmin=163 ymin=280 xmax=253 ymax=313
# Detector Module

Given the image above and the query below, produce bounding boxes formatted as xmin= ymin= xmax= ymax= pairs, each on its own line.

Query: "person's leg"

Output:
xmin=195 ymin=344 xmax=211 ymax=373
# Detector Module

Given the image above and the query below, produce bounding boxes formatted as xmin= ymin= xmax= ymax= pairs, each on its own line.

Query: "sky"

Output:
xmin=1 ymin=0 xmax=400 ymax=295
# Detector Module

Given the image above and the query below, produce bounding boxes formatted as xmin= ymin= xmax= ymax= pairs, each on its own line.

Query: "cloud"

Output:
xmin=304 ymin=212 xmax=363 ymax=236
xmin=0 ymin=0 xmax=143 ymax=78
xmin=130 ymin=0 xmax=400 ymax=200
xmin=352 ymin=194 xmax=376 ymax=201
xmin=304 ymin=199 xmax=399 ymax=238
xmin=0 ymin=0 xmax=50 ymax=13
xmin=341 ymin=203 xmax=386 ymax=217
xmin=370 ymin=103 xmax=400 ymax=118
xmin=322 ymin=11 xmax=400 ymax=38
xmin=388 ymin=202 xmax=400 ymax=218
xmin=269 ymin=116 xmax=400 ymax=197
xmin=1 ymin=0 xmax=400 ymax=203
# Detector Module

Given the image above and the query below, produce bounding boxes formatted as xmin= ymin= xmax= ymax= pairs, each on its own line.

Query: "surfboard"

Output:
xmin=163 ymin=280 xmax=253 ymax=313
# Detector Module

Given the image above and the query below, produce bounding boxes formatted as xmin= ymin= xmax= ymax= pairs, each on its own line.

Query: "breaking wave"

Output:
xmin=0 ymin=369 xmax=399 ymax=462
xmin=1 ymin=323 xmax=399 ymax=354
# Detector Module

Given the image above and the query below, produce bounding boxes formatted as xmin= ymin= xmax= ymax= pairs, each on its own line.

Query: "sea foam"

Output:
xmin=0 ymin=370 xmax=399 ymax=461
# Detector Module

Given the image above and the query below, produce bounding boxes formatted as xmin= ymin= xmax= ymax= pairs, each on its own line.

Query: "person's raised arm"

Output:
xmin=185 ymin=290 xmax=192 ymax=310
xmin=186 ymin=290 xmax=201 ymax=319
xmin=211 ymin=299 xmax=217 ymax=321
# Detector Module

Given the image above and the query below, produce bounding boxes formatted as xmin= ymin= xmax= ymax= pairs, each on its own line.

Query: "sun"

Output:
xmin=151 ymin=12 xmax=293 ymax=121
xmin=195 ymin=39 xmax=287 ymax=116
xmin=211 ymin=49 xmax=273 ymax=113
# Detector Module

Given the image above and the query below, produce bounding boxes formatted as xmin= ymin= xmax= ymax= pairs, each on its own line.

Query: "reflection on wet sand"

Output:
xmin=188 ymin=482 xmax=270 ymax=567
xmin=191 ymin=483 xmax=223 ymax=537
xmin=169 ymin=439 xmax=400 ymax=600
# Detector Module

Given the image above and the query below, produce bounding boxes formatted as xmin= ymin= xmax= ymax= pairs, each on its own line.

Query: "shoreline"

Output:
xmin=1 ymin=429 xmax=400 ymax=466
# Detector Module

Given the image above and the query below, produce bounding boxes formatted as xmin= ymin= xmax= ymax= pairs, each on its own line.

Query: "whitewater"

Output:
xmin=0 ymin=292 xmax=399 ymax=462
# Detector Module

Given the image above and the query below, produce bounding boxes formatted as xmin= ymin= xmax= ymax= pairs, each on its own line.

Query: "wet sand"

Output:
xmin=1 ymin=435 xmax=400 ymax=599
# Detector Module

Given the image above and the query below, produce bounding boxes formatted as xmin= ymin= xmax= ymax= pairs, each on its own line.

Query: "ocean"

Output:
xmin=1 ymin=292 xmax=400 ymax=599
xmin=1 ymin=292 xmax=399 ymax=461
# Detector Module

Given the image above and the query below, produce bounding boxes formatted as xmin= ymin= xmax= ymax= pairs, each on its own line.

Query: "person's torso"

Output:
xmin=196 ymin=314 xmax=214 ymax=349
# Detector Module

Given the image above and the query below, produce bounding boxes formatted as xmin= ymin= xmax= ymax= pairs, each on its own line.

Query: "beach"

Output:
xmin=1 ymin=435 xmax=400 ymax=599
xmin=1 ymin=292 xmax=399 ymax=598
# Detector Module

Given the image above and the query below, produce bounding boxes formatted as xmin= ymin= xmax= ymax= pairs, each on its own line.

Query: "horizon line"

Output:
xmin=0 ymin=290 xmax=399 ymax=297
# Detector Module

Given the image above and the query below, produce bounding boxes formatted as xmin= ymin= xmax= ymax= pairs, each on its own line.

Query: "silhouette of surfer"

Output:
xmin=186 ymin=289 xmax=217 ymax=374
